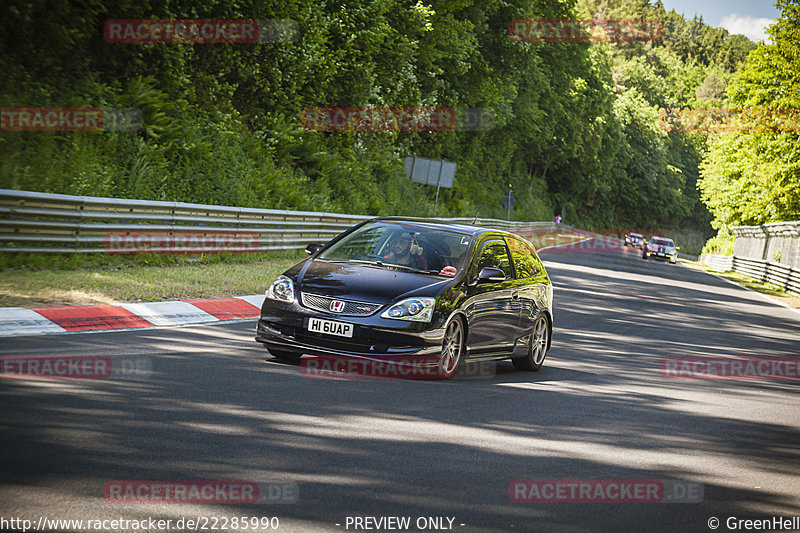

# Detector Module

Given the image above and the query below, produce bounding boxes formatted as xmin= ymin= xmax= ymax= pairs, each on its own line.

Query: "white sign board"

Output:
xmin=404 ymin=156 xmax=456 ymax=189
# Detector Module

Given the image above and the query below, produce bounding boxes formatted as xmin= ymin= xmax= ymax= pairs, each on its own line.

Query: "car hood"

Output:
xmin=291 ymin=259 xmax=453 ymax=304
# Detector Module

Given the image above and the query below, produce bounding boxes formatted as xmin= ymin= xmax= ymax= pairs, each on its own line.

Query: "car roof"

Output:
xmin=367 ymin=216 xmax=500 ymax=237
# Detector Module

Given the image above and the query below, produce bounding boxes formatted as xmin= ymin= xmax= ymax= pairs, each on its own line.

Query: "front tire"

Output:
xmin=513 ymin=315 xmax=550 ymax=372
xmin=437 ymin=316 xmax=465 ymax=379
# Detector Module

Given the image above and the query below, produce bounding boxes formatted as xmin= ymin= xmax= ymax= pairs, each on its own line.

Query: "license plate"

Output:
xmin=308 ymin=317 xmax=353 ymax=338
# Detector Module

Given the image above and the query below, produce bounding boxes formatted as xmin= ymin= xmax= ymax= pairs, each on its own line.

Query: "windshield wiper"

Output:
xmin=385 ymin=264 xmax=446 ymax=275
xmin=341 ymin=259 xmax=440 ymax=275
xmin=382 ymin=262 xmax=419 ymax=272
xmin=348 ymin=259 xmax=386 ymax=267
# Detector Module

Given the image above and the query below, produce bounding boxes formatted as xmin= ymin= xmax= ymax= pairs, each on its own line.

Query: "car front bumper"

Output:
xmin=644 ymin=251 xmax=677 ymax=261
xmin=255 ymin=299 xmax=446 ymax=365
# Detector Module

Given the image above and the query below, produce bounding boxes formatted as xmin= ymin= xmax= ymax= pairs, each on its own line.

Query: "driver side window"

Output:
xmin=470 ymin=241 xmax=513 ymax=280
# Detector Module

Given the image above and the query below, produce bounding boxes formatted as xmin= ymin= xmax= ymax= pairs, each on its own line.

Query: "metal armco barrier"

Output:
xmin=0 ymin=189 xmax=557 ymax=253
xmin=700 ymin=254 xmax=733 ymax=272
xmin=731 ymin=257 xmax=800 ymax=297
xmin=702 ymin=252 xmax=800 ymax=299
xmin=721 ymin=220 xmax=800 ymax=297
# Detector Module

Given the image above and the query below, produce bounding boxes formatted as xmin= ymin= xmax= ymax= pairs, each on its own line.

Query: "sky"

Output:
xmin=658 ymin=0 xmax=779 ymax=42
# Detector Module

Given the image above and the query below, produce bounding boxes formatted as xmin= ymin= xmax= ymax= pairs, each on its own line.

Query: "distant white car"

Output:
xmin=642 ymin=236 xmax=678 ymax=264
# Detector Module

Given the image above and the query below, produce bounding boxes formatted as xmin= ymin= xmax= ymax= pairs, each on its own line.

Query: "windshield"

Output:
xmin=650 ymin=237 xmax=674 ymax=247
xmin=318 ymin=221 xmax=472 ymax=273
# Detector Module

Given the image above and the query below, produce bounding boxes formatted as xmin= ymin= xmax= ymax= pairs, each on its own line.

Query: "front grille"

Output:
xmin=294 ymin=332 xmax=389 ymax=353
xmin=300 ymin=293 xmax=382 ymax=316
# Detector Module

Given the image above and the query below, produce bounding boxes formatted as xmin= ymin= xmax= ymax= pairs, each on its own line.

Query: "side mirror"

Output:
xmin=676 ymin=246 xmax=681 ymax=250
xmin=476 ymin=267 xmax=506 ymax=284
xmin=305 ymin=243 xmax=323 ymax=256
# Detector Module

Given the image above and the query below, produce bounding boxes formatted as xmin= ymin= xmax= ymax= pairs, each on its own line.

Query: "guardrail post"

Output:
xmin=760 ymin=225 xmax=769 ymax=261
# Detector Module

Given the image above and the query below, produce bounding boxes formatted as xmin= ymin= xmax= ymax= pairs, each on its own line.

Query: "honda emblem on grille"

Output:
xmin=330 ymin=300 xmax=345 ymax=313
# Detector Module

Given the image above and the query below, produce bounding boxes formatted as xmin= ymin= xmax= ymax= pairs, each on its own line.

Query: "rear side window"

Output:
xmin=507 ymin=236 xmax=542 ymax=279
xmin=471 ymin=241 xmax=513 ymax=280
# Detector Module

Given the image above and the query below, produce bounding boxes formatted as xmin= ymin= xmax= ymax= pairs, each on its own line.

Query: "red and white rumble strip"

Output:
xmin=0 ymin=295 xmax=265 ymax=337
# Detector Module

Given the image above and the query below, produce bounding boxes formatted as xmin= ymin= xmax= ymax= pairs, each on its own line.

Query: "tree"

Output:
xmin=699 ymin=0 xmax=800 ymax=228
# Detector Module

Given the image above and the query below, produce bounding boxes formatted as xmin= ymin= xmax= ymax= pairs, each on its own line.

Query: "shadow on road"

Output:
xmin=1 ymin=249 xmax=799 ymax=532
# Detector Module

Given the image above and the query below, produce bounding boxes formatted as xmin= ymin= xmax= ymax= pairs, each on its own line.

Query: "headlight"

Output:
xmin=266 ymin=275 xmax=295 ymax=303
xmin=380 ymin=297 xmax=435 ymax=322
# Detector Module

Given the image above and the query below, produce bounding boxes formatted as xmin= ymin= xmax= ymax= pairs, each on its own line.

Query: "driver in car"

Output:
xmin=384 ymin=233 xmax=427 ymax=269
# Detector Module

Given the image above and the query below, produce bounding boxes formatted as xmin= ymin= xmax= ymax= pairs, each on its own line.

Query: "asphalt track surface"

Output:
xmin=1 ymin=244 xmax=799 ymax=533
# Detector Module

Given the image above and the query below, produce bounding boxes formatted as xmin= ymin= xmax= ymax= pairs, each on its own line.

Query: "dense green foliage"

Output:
xmin=0 ymin=0 xmax=755 ymax=234
xmin=699 ymin=0 xmax=800 ymax=231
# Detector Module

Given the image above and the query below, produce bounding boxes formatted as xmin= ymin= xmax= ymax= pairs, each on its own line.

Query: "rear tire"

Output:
xmin=267 ymin=348 xmax=303 ymax=363
xmin=512 ymin=315 xmax=550 ymax=372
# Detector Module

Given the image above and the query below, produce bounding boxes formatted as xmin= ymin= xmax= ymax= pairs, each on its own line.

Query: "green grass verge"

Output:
xmin=686 ymin=261 xmax=800 ymax=311
xmin=0 ymin=251 xmax=305 ymax=307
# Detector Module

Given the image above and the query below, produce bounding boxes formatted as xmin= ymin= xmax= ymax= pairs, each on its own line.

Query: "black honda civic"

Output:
xmin=255 ymin=217 xmax=553 ymax=378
